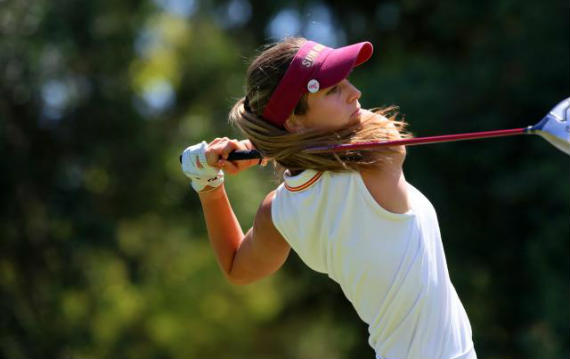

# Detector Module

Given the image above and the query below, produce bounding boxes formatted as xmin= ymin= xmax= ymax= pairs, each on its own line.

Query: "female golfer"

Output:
xmin=181 ymin=37 xmax=476 ymax=359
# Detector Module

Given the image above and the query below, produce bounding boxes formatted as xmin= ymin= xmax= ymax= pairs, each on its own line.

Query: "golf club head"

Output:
xmin=529 ymin=98 xmax=570 ymax=155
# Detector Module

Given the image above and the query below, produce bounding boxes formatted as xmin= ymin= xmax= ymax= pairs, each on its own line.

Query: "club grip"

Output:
xmin=226 ymin=149 xmax=262 ymax=161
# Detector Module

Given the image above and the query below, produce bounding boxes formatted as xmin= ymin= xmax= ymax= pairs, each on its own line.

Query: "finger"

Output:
xmin=246 ymin=159 xmax=261 ymax=167
xmin=240 ymin=139 xmax=255 ymax=150
xmin=220 ymin=140 xmax=240 ymax=159
xmin=209 ymin=137 xmax=224 ymax=146
xmin=207 ymin=141 xmax=233 ymax=163
xmin=204 ymin=147 xmax=221 ymax=167
xmin=219 ymin=159 xmax=239 ymax=174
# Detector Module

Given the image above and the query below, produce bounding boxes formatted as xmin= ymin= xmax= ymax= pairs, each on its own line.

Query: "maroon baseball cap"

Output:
xmin=262 ymin=40 xmax=373 ymax=128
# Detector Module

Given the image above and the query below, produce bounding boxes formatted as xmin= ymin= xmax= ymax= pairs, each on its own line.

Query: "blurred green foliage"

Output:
xmin=0 ymin=0 xmax=568 ymax=357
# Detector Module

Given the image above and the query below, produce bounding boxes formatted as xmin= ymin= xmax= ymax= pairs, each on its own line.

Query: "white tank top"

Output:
xmin=271 ymin=169 xmax=476 ymax=359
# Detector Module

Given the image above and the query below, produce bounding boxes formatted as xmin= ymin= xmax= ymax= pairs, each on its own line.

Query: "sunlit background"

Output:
xmin=1 ymin=0 xmax=568 ymax=357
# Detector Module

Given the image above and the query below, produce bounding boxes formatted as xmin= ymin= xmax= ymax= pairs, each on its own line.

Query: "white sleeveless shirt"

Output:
xmin=271 ymin=169 xmax=476 ymax=359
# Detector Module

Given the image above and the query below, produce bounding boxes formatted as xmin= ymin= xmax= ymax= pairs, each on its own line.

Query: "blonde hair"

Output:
xmin=229 ymin=37 xmax=411 ymax=176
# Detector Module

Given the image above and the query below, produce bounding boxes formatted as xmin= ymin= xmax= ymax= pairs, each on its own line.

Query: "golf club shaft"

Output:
xmin=308 ymin=127 xmax=530 ymax=153
xmin=226 ymin=127 xmax=530 ymax=160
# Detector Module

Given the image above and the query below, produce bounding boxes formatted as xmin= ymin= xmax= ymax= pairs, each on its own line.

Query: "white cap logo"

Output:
xmin=307 ymin=79 xmax=320 ymax=93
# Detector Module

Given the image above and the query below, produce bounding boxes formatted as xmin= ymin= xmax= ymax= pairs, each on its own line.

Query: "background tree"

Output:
xmin=0 ymin=0 xmax=568 ymax=357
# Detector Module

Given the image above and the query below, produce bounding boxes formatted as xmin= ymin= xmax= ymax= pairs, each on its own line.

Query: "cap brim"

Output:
xmin=315 ymin=41 xmax=373 ymax=89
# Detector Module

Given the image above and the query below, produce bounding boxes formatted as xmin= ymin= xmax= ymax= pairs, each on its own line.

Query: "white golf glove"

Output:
xmin=180 ymin=141 xmax=224 ymax=192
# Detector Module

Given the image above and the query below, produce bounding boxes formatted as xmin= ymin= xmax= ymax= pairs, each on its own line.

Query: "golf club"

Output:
xmin=180 ymin=98 xmax=569 ymax=163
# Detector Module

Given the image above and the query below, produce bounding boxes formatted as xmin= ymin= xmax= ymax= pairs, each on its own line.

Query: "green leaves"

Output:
xmin=0 ymin=0 xmax=568 ymax=357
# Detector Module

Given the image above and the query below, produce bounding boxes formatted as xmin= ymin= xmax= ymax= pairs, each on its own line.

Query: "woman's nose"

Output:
xmin=346 ymin=81 xmax=361 ymax=103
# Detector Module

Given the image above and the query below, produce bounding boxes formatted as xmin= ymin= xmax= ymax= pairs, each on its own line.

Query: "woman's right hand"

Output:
xmin=204 ymin=138 xmax=263 ymax=175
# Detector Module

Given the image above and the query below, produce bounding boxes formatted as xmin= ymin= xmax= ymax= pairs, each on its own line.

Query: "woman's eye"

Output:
xmin=327 ymin=86 xmax=339 ymax=95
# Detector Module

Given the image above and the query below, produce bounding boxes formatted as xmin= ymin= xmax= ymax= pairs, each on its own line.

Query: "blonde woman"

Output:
xmin=181 ymin=37 xmax=476 ymax=359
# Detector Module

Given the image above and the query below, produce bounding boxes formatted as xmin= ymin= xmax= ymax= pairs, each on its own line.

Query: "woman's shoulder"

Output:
xmin=257 ymin=189 xmax=277 ymax=221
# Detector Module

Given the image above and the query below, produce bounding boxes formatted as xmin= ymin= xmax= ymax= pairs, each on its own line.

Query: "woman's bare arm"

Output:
xmin=195 ymin=138 xmax=290 ymax=284
xmin=198 ymin=187 xmax=289 ymax=285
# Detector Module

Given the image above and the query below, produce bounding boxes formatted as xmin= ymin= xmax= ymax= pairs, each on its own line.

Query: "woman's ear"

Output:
xmin=284 ymin=115 xmax=305 ymax=133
